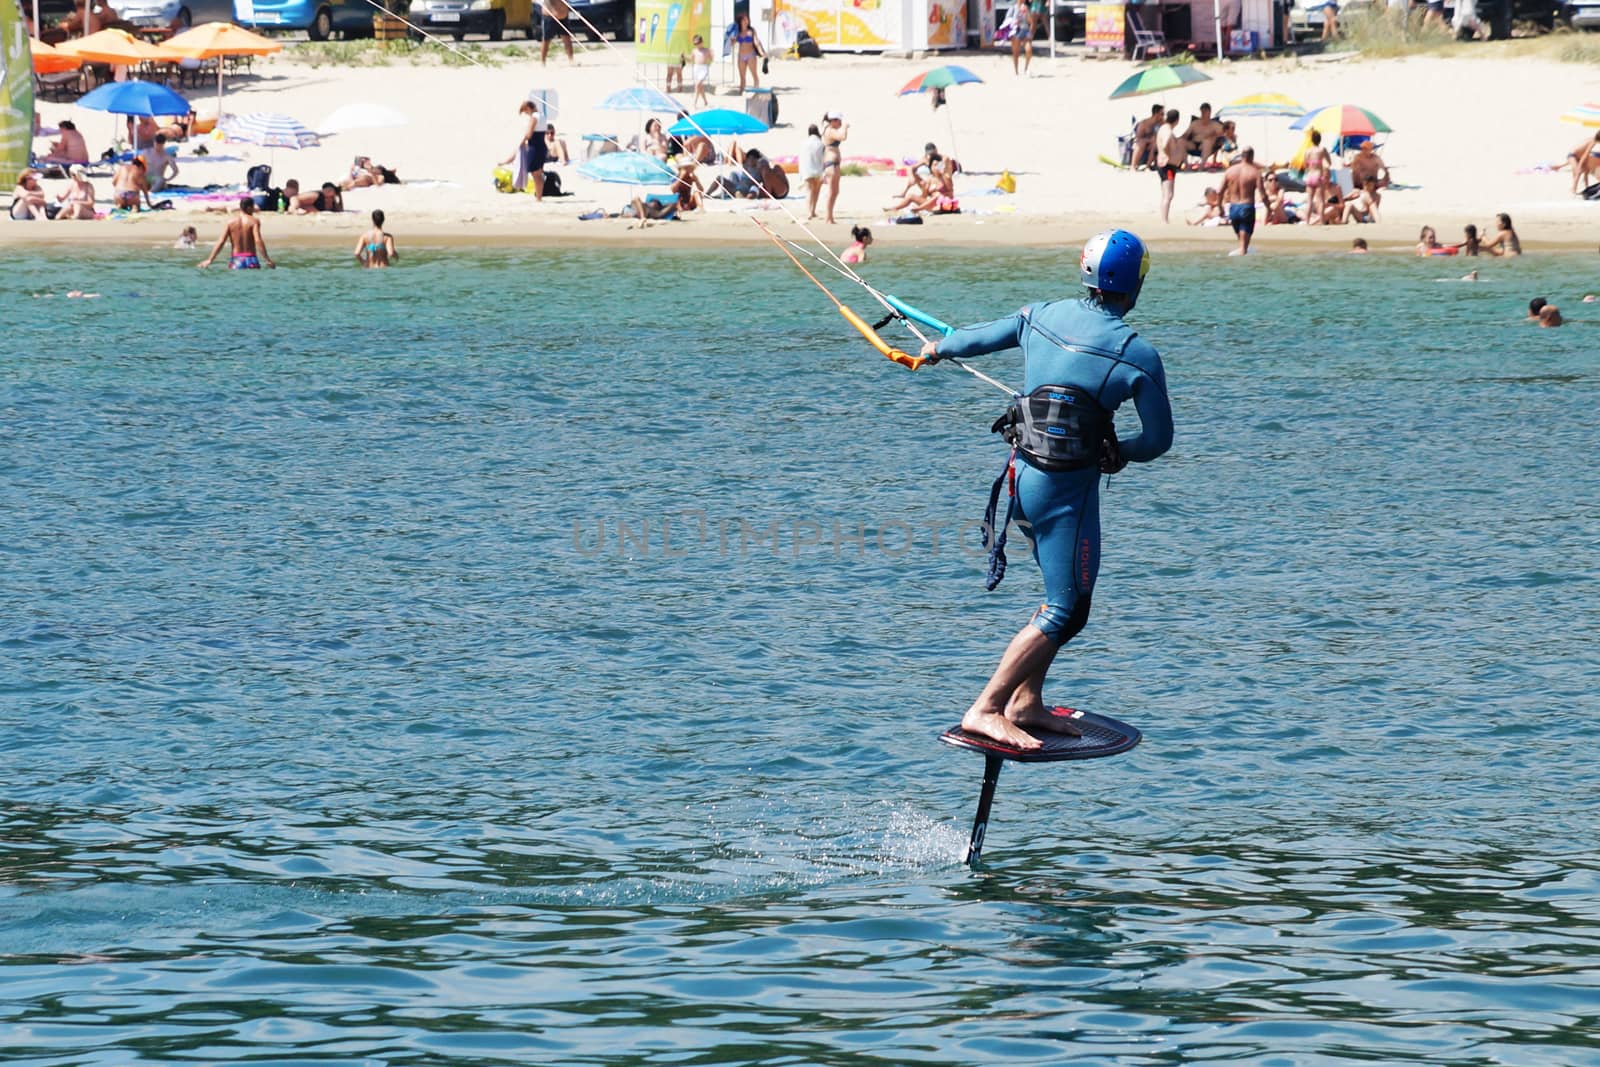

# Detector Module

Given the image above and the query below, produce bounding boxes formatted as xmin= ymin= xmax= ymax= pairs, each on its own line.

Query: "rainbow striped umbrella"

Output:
xmin=897 ymin=65 xmax=983 ymax=95
xmin=1561 ymin=102 xmax=1600 ymax=128
xmin=1290 ymin=104 xmax=1392 ymax=138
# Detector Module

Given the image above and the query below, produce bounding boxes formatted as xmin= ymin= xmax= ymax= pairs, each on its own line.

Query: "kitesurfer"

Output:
xmin=920 ymin=230 xmax=1174 ymax=751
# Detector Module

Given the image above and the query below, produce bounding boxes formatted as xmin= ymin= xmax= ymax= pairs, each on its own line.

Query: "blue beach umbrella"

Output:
xmin=76 ymin=80 xmax=192 ymax=155
xmin=76 ymin=79 xmax=192 ymax=118
xmin=595 ymin=86 xmax=681 ymax=114
xmin=577 ymin=151 xmax=676 ymax=185
xmin=667 ymin=108 xmax=768 ymax=138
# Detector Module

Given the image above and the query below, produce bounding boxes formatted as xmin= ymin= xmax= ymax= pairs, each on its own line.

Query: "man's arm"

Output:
xmin=1117 ymin=357 xmax=1174 ymax=464
xmin=252 ymin=219 xmax=275 ymax=267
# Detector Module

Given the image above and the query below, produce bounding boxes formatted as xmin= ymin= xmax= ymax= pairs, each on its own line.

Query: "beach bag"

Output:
xmin=246 ymin=163 xmax=272 ymax=192
xmin=795 ymin=29 xmax=821 ymax=57
xmin=997 ymin=170 xmax=1017 ymax=193
xmin=1583 ymin=182 xmax=1600 ymax=201
xmin=541 ymin=170 xmax=563 ymax=196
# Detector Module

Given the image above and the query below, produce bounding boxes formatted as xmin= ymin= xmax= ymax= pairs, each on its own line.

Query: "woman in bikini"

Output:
xmin=1482 ymin=213 xmax=1521 ymax=257
xmin=1301 ymin=130 xmax=1330 ymax=226
xmin=733 ymin=13 xmax=763 ymax=92
xmin=55 ymin=165 xmax=96 ymax=220
xmin=354 ymin=209 xmax=397 ymax=268
xmin=643 ymin=118 xmax=671 ymax=161
xmin=821 ymin=111 xmax=848 ymax=225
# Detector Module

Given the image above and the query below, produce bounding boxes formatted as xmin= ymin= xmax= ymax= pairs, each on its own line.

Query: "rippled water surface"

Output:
xmin=3 ymin=243 xmax=1598 ymax=1065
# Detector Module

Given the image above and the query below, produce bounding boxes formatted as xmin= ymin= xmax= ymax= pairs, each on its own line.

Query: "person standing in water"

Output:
xmin=919 ymin=230 xmax=1174 ymax=751
xmin=840 ymin=226 xmax=871 ymax=264
xmin=354 ymin=209 xmax=397 ymax=268
xmin=198 ymin=198 xmax=275 ymax=270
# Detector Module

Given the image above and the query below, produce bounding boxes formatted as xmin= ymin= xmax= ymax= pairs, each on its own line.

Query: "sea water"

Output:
xmin=2 ymin=244 xmax=1597 ymax=1065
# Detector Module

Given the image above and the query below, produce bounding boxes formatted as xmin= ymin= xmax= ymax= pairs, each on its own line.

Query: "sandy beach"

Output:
xmin=9 ymin=40 xmax=1600 ymax=252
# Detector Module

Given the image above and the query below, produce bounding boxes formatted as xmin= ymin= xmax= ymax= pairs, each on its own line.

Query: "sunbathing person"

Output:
xmin=1187 ymin=186 xmax=1223 ymax=226
xmin=672 ymin=158 xmax=704 ymax=212
xmin=343 ymin=156 xmax=381 ymax=190
xmin=54 ymin=165 xmax=96 ymax=220
xmin=544 ymin=125 xmax=571 ymax=165
xmin=112 ymin=157 xmax=153 ymax=211
xmin=293 ymin=181 xmax=344 ymax=214
xmin=1343 ymin=178 xmax=1381 ymax=224
xmin=1131 ymin=104 xmax=1164 ymax=171
xmin=1567 ymin=131 xmax=1600 ymax=195
xmin=40 ymin=119 xmax=89 ymax=165
xmin=1262 ymin=172 xmax=1296 ymax=224
xmin=9 ymin=170 xmax=49 ymax=219
xmin=1311 ymin=179 xmax=1344 ymax=226
xmin=882 ymin=165 xmax=938 ymax=214
xmin=643 ymin=118 xmax=671 ymax=161
xmin=1181 ymin=104 xmax=1226 ymax=168
xmin=1349 ymin=141 xmax=1391 ymax=190
xmin=126 ymin=114 xmax=160 ymax=147
xmin=156 ymin=111 xmax=195 ymax=142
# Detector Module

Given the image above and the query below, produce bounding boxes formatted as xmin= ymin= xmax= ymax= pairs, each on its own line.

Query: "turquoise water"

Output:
xmin=2 ymin=244 xmax=1598 ymax=1065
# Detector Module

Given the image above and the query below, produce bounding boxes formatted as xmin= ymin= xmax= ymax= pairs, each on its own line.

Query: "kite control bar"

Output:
xmin=839 ymin=306 xmax=925 ymax=370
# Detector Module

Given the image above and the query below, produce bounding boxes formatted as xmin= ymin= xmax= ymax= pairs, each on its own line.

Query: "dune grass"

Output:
xmin=1326 ymin=8 xmax=1600 ymax=62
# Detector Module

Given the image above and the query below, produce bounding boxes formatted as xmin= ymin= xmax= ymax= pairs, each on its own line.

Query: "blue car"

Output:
xmin=234 ymin=0 xmax=376 ymax=39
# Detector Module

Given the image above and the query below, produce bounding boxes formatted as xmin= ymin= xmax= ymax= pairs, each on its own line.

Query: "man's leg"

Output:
xmin=1160 ymin=173 xmax=1174 ymax=222
xmin=961 ymin=624 xmax=1058 ymax=750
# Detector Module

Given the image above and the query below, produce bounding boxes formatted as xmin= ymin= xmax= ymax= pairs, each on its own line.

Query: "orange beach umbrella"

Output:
xmin=164 ymin=22 xmax=283 ymax=119
xmin=56 ymin=27 xmax=178 ymax=65
xmin=31 ymin=37 xmax=83 ymax=76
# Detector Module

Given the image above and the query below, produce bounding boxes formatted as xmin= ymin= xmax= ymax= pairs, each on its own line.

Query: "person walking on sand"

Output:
xmin=821 ymin=111 xmax=848 ymax=225
xmin=540 ymin=0 xmax=575 ymax=64
xmin=916 ymin=230 xmax=1173 ymax=752
xmin=1156 ymin=108 xmax=1182 ymax=223
xmin=354 ymin=209 xmax=397 ymax=268
xmin=1001 ymin=0 xmax=1033 ymax=76
xmin=198 ymin=198 xmax=275 ymax=270
xmin=689 ymin=35 xmax=713 ymax=109
xmin=1220 ymin=147 xmax=1270 ymax=256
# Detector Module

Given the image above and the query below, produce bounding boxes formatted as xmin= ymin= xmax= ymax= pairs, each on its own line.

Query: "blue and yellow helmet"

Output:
xmin=1079 ymin=229 xmax=1150 ymax=308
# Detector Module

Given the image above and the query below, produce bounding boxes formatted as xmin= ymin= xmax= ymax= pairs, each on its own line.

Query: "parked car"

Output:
xmin=234 ymin=0 xmax=377 ymax=38
xmin=408 ymin=0 xmax=531 ymax=39
xmin=119 ymin=0 xmax=236 ymax=28
xmin=1563 ymin=0 xmax=1600 ymax=27
xmin=564 ymin=0 xmax=633 ymax=40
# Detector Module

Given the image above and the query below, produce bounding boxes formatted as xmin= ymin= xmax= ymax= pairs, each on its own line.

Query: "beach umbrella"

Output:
xmin=77 ymin=79 xmax=192 ymax=154
xmin=595 ymin=86 xmax=681 ymax=114
xmin=577 ymin=151 xmax=676 ymax=185
xmin=1290 ymin=104 xmax=1392 ymax=139
xmin=896 ymin=64 xmax=982 ymax=95
xmin=57 ymin=27 xmax=176 ymax=66
xmin=667 ymin=108 xmax=767 ymax=137
xmin=1108 ymin=63 xmax=1211 ymax=100
xmin=1218 ymin=92 xmax=1304 ymax=163
xmin=1560 ymin=102 xmax=1600 ymax=128
xmin=164 ymin=22 xmax=283 ymax=122
xmin=221 ymin=112 xmax=320 ymax=149
xmin=31 ymin=38 xmax=82 ymax=76
xmin=1218 ymin=92 xmax=1303 ymax=119
xmin=318 ymin=102 xmax=410 ymax=134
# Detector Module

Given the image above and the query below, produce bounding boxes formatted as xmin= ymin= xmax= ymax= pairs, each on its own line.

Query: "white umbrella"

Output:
xmin=221 ymin=112 xmax=320 ymax=149
xmin=318 ymin=102 xmax=410 ymax=135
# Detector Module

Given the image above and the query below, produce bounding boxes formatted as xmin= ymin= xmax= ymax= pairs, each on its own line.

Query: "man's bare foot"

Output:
xmin=961 ymin=707 xmax=1042 ymax=750
xmin=1006 ymin=703 xmax=1084 ymax=737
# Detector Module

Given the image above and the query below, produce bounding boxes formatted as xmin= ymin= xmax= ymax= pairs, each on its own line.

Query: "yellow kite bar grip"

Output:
xmin=839 ymin=305 xmax=926 ymax=371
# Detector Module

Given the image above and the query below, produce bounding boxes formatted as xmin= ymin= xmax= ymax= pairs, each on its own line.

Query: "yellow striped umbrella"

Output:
xmin=1561 ymin=103 xmax=1600 ymax=128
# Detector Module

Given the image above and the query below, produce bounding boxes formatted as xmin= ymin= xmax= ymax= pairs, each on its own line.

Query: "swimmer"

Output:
xmin=840 ymin=225 xmax=872 ymax=265
xmin=918 ymin=230 xmax=1173 ymax=751
xmin=1538 ymin=304 xmax=1563 ymax=328
xmin=174 ymin=226 xmax=197 ymax=249
xmin=354 ymin=209 xmax=397 ymax=268
xmin=1527 ymin=297 xmax=1547 ymax=320
xmin=1583 ymin=294 xmax=1597 ymax=303
xmin=1461 ymin=270 xmax=1478 ymax=281
xmin=1348 ymin=238 xmax=1369 ymax=254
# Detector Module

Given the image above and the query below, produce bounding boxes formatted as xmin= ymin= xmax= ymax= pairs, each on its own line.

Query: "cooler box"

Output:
xmin=744 ymin=88 xmax=778 ymax=128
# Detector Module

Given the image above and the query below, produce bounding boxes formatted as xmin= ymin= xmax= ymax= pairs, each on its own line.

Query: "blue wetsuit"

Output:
xmin=936 ymin=297 xmax=1174 ymax=643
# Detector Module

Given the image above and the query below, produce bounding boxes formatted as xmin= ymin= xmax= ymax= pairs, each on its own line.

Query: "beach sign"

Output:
xmin=1 ymin=0 xmax=36 ymax=190
xmin=636 ymin=0 xmax=707 ymax=64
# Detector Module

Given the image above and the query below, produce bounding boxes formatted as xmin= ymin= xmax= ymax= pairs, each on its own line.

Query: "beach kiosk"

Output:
xmin=771 ymin=0 xmax=969 ymax=50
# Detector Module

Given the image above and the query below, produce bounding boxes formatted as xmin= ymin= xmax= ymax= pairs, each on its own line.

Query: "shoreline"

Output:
xmin=4 ymin=213 xmax=1596 ymax=254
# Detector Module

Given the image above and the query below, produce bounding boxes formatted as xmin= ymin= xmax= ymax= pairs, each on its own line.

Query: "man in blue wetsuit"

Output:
xmin=919 ymin=229 xmax=1174 ymax=751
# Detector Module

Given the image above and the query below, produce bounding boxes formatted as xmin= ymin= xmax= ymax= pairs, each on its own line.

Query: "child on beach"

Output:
xmin=801 ymin=124 xmax=825 ymax=220
xmin=690 ymin=36 xmax=713 ymax=109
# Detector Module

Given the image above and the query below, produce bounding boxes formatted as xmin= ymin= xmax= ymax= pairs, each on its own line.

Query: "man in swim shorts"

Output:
xmin=918 ymin=230 xmax=1174 ymax=751
xmin=198 ymin=197 xmax=275 ymax=270
xmin=540 ymin=0 xmax=574 ymax=63
xmin=1220 ymin=146 xmax=1270 ymax=256
xmin=1155 ymin=109 xmax=1183 ymax=223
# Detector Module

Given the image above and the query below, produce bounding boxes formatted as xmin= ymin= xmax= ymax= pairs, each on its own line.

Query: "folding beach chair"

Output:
xmin=1127 ymin=7 xmax=1168 ymax=61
